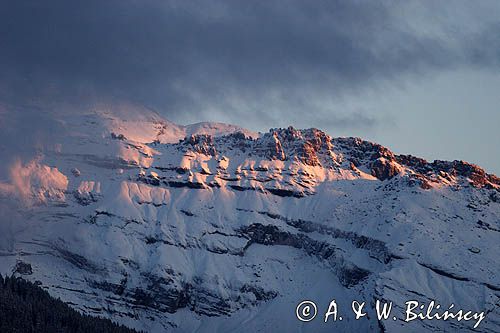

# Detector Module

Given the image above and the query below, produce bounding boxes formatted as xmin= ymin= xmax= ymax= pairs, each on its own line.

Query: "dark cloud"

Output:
xmin=1 ymin=0 xmax=499 ymax=128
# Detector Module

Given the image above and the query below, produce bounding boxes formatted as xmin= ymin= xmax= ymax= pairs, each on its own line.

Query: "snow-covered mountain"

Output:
xmin=0 ymin=106 xmax=498 ymax=332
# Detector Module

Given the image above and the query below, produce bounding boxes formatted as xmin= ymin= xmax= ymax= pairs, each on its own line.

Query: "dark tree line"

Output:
xmin=0 ymin=275 xmax=140 ymax=333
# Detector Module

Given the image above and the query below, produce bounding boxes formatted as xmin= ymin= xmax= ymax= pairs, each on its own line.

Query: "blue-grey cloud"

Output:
xmin=1 ymin=0 xmax=499 ymax=129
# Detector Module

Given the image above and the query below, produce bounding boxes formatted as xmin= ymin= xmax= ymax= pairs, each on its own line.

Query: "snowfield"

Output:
xmin=0 ymin=105 xmax=498 ymax=332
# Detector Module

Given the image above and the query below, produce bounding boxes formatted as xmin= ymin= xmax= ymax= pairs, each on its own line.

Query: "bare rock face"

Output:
xmin=184 ymin=134 xmax=217 ymax=156
xmin=257 ymin=127 xmax=339 ymax=166
xmin=440 ymin=160 xmax=500 ymax=188
xmin=396 ymin=154 xmax=429 ymax=171
xmin=296 ymin=129 xmax=332 ymax=166
xmin=371 ymin=158 xmax=400 ymax=180
xmin=111 ymin=132 xmax=127 ymax=140
xmin=266 ymin=131 xmax=286 ymax=161
xmin=13 ymin=261 xmax=33 ymax=275
xmin=395 ymin=155 xmax=500 ymax=189
xmin=71 ymin=167 xmax=81 ymax=177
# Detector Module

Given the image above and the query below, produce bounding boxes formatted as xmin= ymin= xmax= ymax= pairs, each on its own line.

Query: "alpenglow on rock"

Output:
xmin=0 ymin=108 xmax=498 ymax=332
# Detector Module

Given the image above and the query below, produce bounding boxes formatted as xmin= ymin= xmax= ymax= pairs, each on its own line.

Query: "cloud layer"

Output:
xmin=0 ymin=157 xmax=68 ymax=205
xmin=1 ymin=0 xmax=499 ymax=128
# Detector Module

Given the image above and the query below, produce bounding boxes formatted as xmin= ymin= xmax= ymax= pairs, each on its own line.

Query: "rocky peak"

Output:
xmin=182 ymin=134 xmax=217 ymax=156
xmin=430 ymin=160 xmax=499 ymax=188
xmin=263 ymin=130 xmax=286 ymax=161
xmin=394 ymin=155 xmax=499 ymax=189
xmin=259 ymin=127 xmax=337 ymax=166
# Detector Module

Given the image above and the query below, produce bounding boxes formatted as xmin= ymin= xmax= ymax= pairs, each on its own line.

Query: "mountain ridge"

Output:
xmin=0 ymin=106 xmax=498 ymax=332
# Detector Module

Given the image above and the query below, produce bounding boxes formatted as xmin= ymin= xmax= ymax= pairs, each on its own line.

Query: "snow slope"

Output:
xmin=0 ymin=106 xmax=498 ymax=332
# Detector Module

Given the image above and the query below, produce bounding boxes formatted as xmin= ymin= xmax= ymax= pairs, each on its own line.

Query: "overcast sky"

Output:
xmin=1 ymin=0 xmax=499 ymax=174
